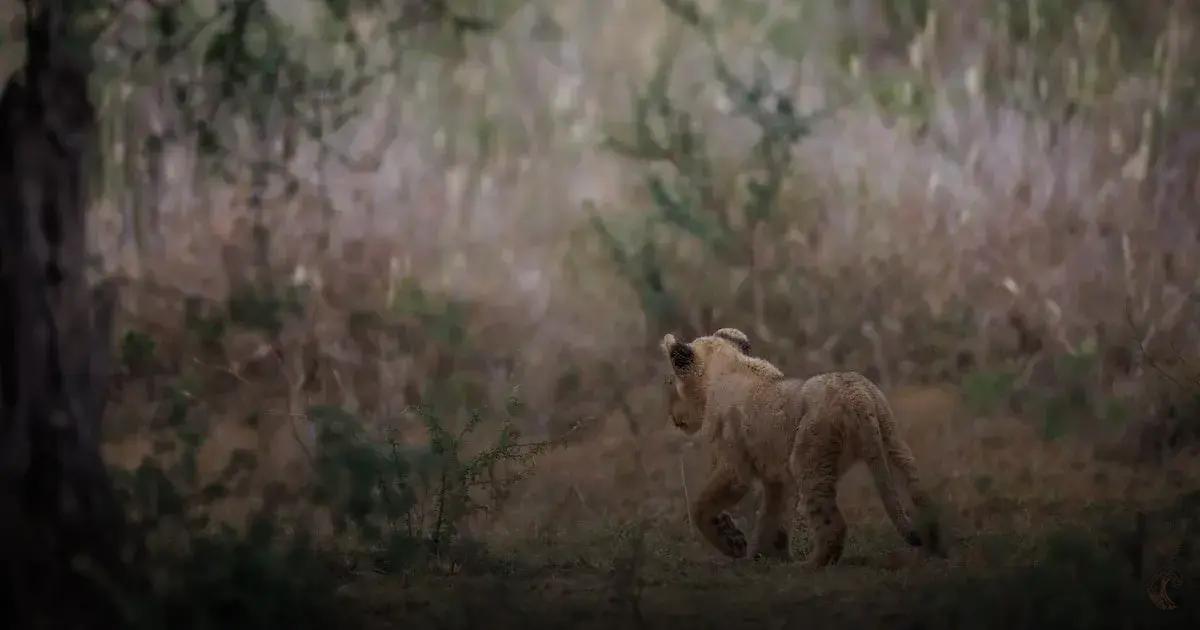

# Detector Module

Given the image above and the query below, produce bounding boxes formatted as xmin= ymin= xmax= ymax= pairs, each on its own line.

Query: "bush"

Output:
xmin=102 ymin=336 xmax=550 ymax=626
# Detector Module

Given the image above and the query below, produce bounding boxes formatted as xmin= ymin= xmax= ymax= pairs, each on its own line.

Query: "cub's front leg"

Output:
xmin=748 ymin=480 xmax=794 ymax=561
xmin=691 ymin=461 xmax=751 ymax=558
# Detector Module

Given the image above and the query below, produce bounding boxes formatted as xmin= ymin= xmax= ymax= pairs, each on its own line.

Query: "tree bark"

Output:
xmin=0 ymin=3 xmax=124 ymax=628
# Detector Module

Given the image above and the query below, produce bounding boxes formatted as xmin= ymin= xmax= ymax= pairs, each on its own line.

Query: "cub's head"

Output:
xmin=659 ymin=328 xmax=752 ymax=434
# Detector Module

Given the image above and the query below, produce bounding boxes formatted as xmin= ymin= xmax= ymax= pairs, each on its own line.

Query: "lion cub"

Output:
xmin=662 ymin=328 xmax=941 ymax=566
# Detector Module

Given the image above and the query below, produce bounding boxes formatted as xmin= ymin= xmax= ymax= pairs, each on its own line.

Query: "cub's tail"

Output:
xmin=857 ymin=405 xmax=923 ymax=548
xmin=882 ymin=422 xmax=945 ymax=558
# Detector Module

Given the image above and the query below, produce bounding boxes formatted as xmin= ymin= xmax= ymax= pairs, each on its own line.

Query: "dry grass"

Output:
xmin=345 ymin=384 xmax=1199 ymax=628
xmin=482 ymin=382 xmax=1200 ymax=551
xmin=102 ymin=371 xmax=1199 ymax=626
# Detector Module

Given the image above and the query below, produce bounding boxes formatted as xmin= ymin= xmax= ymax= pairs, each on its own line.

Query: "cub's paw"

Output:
xmin=713 ymin=512 xmax=748 ymax=558
xmin=751 ymin=530 xmax=791 ymax=561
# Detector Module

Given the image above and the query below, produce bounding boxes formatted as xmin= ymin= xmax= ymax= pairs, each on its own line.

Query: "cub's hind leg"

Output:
xmin=798 ymin=473 xmax=846 ymax=568
xmin=749 ymin=480 xmax=794 ymax=561
xmin=791 ymin=420 xmax=847 ymax=567
xmin=692 ymin=462 xmax=751 ymax=559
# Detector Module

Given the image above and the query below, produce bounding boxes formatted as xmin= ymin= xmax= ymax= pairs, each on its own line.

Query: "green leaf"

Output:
xmin=204 ymin=30 xmax=235 ymax=68
xmin=120 ymin=330 xmax=157 ymax=373
xmin=197 ymin=122 xmax=221 ymax=156
xmin=324 ymin=0 xmax=352 ymax=20
xmin=202 ymin=482 xmax=230 ymax=502
xmin=178 ymin=426 xmax=203 ymax=449
xmin=1041 ymin=396 xmax=1071 ymax=441
xmin=224 ymin=449 xmax=259 ymax=479
xmin=164 ymin=386 xmax=191 ymax=427
xmin=505 ymin=389 xmax=525 ymax=417
xmin=961 ymin=370 xmax=1017 ymax=416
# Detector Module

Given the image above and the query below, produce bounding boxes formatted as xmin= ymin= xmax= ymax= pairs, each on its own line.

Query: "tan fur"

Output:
xmin=661 ymin=329 xmax=941 ymax=565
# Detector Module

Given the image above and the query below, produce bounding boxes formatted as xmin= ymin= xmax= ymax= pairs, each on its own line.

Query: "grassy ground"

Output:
xmin=288 ymin=386 xmax=1200 ymax=629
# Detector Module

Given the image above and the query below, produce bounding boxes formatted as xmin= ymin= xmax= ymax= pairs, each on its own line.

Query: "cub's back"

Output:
xmin=787 ymin=372 xmax=892 ymax=465
xmin=791 ymin=371 xmax=885 ymax=415
xmin=784 ymin=372 xmax=890 ymax=445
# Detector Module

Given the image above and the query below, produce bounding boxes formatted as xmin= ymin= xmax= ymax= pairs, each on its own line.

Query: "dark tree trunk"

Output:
xmin=0 ymin=3 xmax=124 ymax=629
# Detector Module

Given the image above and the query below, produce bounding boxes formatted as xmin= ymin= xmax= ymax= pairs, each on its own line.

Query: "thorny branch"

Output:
xmin=1125 ymin=300 xmax=1200 ymax=391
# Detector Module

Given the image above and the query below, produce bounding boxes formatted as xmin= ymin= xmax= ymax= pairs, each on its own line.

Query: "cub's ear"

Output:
xmin=667 ymin=339 xmax=695 ymax=374
xmin=659 ymin=333 xmax=677 ymax=356
xmin=714 ymin=327 xmax=751 ymax=354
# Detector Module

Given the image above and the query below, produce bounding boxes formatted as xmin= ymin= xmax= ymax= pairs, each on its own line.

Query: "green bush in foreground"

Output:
xmin=101 ymin=378 xmax=545 ymax=629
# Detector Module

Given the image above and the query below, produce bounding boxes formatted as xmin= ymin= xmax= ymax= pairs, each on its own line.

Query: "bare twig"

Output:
xmin=572 ymin=484 xmax=592 ymax=515
xmin=679 ymin=455 xmax=693 ymax=529
xmin=267 ymin=347 xmax=319 ymax=467
xmin=1125 ymin=300 xmax=1192 ymax=391
xmin=188 ymin=356 xmax=252 ymax=385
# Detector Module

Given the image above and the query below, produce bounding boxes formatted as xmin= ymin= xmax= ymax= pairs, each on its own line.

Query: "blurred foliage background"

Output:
xmin=18 ymin=0 xmax=1190 ymax=439
xmin=3 ymin=0 xmax=1199 ymax=627
xmin=49 ymin=0 xmax=1195 ymax=451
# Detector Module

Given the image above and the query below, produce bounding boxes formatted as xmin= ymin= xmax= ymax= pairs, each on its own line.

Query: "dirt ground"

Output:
xmin=100 ymin=381 xmax=1199 ymax=628
xmin=320 ymin=385 xmax=1199 ymax=629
